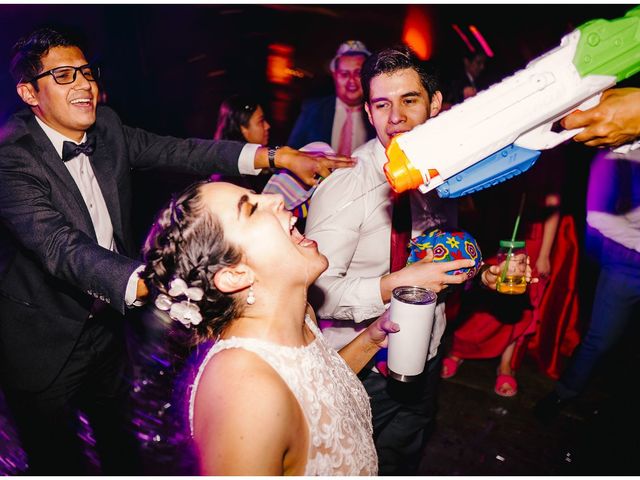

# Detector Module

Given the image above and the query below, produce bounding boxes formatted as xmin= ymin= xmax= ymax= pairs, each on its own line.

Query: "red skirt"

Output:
xmin=448 ymin=215 xmax=581 ymax=378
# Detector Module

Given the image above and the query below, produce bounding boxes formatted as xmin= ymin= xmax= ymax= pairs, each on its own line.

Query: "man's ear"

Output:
xmin=364 ymin=102 xmax=373 ymax=126
xmin=212 ymin=264 xmax=253 ymax=294
xmin=429 ymin=91 xmax=443 ymax=118
xmin=16 ymin=83 xmax=39 ymax=107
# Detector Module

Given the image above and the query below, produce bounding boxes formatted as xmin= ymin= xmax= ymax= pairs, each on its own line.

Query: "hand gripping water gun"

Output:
xmin=384 ymin=6 xmax=640 ymax=198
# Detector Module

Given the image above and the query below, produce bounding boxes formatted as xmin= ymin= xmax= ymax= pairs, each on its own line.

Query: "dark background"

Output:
xmin=0 ymin=4 xmax=634 ymax=139
xmin=1 ymin=5 xmax=639 ymax=475
xmin=0 ymin=3 xmax=635 ymax=245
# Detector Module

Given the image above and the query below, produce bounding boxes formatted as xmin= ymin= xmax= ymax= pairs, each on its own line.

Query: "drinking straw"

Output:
xmin=500 ymin=193 xmax=526 ymax=283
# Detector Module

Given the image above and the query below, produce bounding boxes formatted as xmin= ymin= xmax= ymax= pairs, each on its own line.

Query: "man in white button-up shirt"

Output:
xmin=306 ymin=46 xmax=504 ymax=475
xmin=0 ymin=27 xmax=355 ymax=475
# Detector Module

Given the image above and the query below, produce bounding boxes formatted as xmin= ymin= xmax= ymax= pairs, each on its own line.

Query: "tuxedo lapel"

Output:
xmin=26 ymin=115 xmax=96 ymax=240
xmin=89 ymin=133 xmax=124 ymax=245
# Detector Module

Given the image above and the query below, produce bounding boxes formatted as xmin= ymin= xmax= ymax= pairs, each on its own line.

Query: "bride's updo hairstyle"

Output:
xmin=142 ymin=181 xmax=243 ymax=341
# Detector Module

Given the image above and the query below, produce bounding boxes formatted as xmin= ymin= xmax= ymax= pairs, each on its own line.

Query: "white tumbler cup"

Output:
xmin=387 ymin=286 xmax=437 ymax=382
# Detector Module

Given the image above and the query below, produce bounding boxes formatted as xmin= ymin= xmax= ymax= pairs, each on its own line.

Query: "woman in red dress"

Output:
xmin=441 ymin=147 xmax=581 ymax=396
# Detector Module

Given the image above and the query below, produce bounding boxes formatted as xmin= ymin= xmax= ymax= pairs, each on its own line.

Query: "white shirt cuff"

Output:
xmin=125 ymin=265 xmax=146 ymax=308
xmin=238 ymin=144 xmax=262 ymax=175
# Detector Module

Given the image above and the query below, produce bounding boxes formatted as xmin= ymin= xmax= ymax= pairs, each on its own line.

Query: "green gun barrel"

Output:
xmin=574 ymin=5 xmax=640 ymax=81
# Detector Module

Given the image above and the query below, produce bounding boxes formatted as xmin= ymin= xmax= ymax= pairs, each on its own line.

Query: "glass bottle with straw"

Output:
xmin=496 ymin=193 xmax=528 ymax=295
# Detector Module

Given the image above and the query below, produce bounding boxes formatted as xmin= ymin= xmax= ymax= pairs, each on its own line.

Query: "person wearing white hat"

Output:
xmin=287 ymin=40 xmax=376 ymax=155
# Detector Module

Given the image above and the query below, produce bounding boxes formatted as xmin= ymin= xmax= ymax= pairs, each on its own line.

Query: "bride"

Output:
xmin=142 ymin=180 xmax=397 ymax=475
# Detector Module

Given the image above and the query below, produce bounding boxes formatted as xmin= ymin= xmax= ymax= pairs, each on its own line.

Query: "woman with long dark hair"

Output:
xmin=214 ymin=94 xmax=270 ymax=145
xmin=142 ymin=180 xmax=396 ymax=475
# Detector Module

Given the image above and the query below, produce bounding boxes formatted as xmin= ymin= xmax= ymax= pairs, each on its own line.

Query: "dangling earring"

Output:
xmin=246 ymin=283 xmax=256 ymax=305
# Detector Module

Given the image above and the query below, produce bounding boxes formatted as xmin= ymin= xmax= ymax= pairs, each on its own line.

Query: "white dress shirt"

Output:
xmin=330 ymin=98 xmax=368 ymax=155
xmin=305 ymin=138 xmax=457 ymax=361
xmin=36 ymin=118 xmax=141 ymax=306
xmin=237 ymin=144 xmax=262 ymax=175
xmin=37 ymin=118 xmax=115 ymax=250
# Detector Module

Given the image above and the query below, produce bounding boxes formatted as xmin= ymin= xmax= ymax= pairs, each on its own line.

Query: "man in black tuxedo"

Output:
xmin=0 ymin=28 xmax=353 ymax=475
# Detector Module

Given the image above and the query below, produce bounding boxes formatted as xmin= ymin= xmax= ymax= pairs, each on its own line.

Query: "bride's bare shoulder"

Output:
xmin=191 ymin=348 xmax=302 ymax=474
xmin=197 ymin=347 xmax=285 ymax=398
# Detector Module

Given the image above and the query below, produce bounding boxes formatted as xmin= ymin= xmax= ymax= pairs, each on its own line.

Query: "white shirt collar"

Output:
xmin=35 ymin=116 xmax=87 ymax=159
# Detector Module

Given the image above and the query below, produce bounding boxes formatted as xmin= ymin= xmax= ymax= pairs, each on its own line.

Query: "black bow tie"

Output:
xmin=62 ymin=137 xmax=96 ymax=162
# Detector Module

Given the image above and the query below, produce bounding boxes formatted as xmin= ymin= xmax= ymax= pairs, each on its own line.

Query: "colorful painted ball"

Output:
xmin=406 ymin=228 xmax=482 ymax=278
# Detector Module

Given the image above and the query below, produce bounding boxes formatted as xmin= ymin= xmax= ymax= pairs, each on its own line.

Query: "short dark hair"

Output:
xmin=213 ymin=94 xmax=261 ymax=142
xmin=10 ymin=27 xmax=80 ymax=87
xmin=361 ymin=45 xmax=438 ymax=104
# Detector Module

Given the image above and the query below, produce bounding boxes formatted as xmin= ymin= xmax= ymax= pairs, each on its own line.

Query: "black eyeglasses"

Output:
xmin=29 ymin=64 xmax=100 ymax=85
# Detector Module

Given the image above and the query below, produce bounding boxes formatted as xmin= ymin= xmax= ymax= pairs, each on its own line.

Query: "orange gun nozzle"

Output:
xmin=384 ymin=137 xmax=436 ymax=192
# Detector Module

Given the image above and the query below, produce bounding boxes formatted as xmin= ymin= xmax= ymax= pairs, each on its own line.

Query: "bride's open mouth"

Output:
xmin=289 ymin=215 xmax=317 ymax=248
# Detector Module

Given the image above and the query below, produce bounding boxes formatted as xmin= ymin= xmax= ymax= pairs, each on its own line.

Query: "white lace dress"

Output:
xmin=189 ymin=314 xmax=378 ymax=476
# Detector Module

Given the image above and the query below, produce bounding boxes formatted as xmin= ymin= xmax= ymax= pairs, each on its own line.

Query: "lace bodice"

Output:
xmin=189 ymin=314 xmax=378 ymax=476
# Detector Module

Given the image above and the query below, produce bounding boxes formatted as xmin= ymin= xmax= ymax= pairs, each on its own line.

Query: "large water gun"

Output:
xmin=384 ymin=6 xmax=640 ymax=198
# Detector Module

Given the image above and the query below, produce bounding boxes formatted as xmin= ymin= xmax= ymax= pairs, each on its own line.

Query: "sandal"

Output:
xmin=495 ymin=372 xmax=518 ymax=397
xmin=441 ymin=356 xmax=463 ymax=379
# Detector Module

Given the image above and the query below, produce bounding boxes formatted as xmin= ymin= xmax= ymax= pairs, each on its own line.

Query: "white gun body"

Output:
xmin=396 ymin=30 xmax=616 ymax=194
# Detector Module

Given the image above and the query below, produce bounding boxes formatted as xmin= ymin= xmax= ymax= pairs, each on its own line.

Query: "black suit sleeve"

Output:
xmin=123 ymin=125 xmax=246 ymax=175
xmin=98 ymin=107 xmax=246 ymax=176
xmin=0 ymin=143 xmax=141 ymax=314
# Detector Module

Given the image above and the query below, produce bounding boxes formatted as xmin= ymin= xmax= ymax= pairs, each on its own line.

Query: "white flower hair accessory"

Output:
xmin=154 ymin=277 xmax=204 ymax=327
